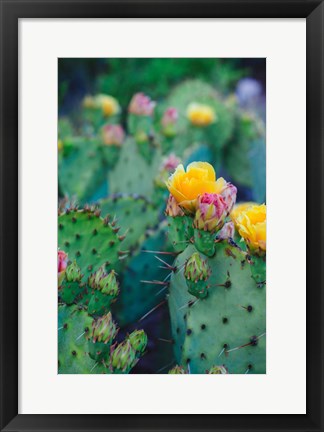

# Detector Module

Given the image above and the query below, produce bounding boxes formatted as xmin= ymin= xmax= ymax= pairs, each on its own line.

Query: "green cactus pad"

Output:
xmin=58 ymin=208 xmax=126 ymax=278
xmin=58 ymin=305 xmax=108 ymax=374
xmin=58 ymin=138 xmax=106 ymax=203
xmin=108 ymin=138 xmax=162 ymax=199
xmin=86 ymin=289 xmax=116 ymax=316
xmin=113 ymin=225 xmax=172 ymax=325
xmin=168 ymin=242 xmax=266 ymax=374
xmin=223 ymin=113 xmax=265 ymax=189
xmin=100 ymin=194 xmax=159 ymax=253
xmin=60 ymin=280 xmax=87 ymax=305
xmin=101 ymin=145 xmax=121 ymax=169
xmin=250 ymin=254 xmax=266 ymax=285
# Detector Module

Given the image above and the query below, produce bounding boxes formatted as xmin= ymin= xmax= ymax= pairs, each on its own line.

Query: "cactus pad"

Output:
xmin=100 ymin=194 xmax=159 ymax=253
xmin=108 ymin=138 xmax=162 ymax=199
xmin=58 ymin=305 xmax=107 ymax=374
xmin=58 ymin=208 xmax=126 ymax=277
xmin=168 ymin=242 xmax=266 ymax=374
xmin=113 ymin=225 xmax=172 ymax=325
xmin=223 ymin=114 xmax=265 ymax=189
xmin=59 ymin=138 xmax=106 ymax=203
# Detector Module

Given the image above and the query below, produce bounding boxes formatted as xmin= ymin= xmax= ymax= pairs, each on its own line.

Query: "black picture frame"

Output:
xmin=1 ymin=1 xmax=323 ymax=431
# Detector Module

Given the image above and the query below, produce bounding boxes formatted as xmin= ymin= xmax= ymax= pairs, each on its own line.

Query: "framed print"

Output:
xmin=1 ymin=1 xmax=323 ymax=431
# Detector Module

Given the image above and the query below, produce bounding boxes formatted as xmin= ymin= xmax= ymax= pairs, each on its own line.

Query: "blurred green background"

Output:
xmin=59 ymin=58 xmax=265 ymax=116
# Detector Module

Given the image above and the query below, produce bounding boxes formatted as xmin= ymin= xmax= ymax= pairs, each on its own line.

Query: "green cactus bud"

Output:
xmin=208 ymin=365 xmax=228 ymax=374
xmin=185 ymin=252 xmax=211 ymax=282
xmin=65 ymin=260 xmax=82 ymax=282
xmin=88 ymin=312 xmax=118 ymax=361
xmin=92 ymin=312 xmax=117 ymax=344
xmin=168 ymin=365 xmax=187 ymax=374
xmin=184 ymin=252 xmax=211 ymax=299
xmin=128 ymin=329 xmax=148 ymax=354
xmin=88 ymin=265 xmax=106 ymax=289
xmin=88 ymin=267 xmax=119 ymax=298
xmin=111 ymin=340 xmax=137 ymax=373
xmin=99 ymin=270 xmax=119 ymax=297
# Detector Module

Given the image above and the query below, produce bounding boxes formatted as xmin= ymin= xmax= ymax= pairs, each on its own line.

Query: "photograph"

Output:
xmin=57 ymin=58 xmax=266 ymax=375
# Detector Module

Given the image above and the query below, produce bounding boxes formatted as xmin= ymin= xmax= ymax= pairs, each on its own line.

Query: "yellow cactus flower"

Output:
xmin=186 ymin=103 xmax=216 ymax=127
xmin=166 ymin=162 xmax=226 ymax=212
xmin=232 ymin=203 xmax=266 ymax=255
xmin=230 ymin=202 xmax=257 ymax=223
xmin=96 ymin=94 xmax=120 ymax=116
xmin=83 ymin=94 xmax=120 ymax=117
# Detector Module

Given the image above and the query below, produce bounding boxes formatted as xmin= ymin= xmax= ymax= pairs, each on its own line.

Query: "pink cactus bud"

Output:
xmin=161 ymin=107 xmax=178 ymax=127
xmin=102 ymin=124 xmax=125 ymax=146
xmin=217 ymin=221 xmax=235 ymax=240
xmin=161 ymin=107 xmax=178 ymax=137
xmin=162 ymin=154 xmax=181 ymax=172
xmin=128 ymin=92 xmax=156 ymax=116
xmin=165 ymin=194 xmax=185 ymax=217
xmin=58 ymin=250 xmax=68 ymax=274
xmin=194 ymin=193 xmax=228 ymax=233
xmin=220 ymin=183 xmax=237 ymax=215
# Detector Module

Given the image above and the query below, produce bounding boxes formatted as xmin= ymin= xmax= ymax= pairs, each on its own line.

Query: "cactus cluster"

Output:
xmin=58 ymin=71 xmax=266 ymax=374
xmin=58 ymin=205 xmax=148 ymax=374
xmin=58 ymin=304 xmax=147 ymax=374
xmin=163 ymin=161 xmax=266 ymax=374
xmin=158 ymin=80 xmax=265 ymax=202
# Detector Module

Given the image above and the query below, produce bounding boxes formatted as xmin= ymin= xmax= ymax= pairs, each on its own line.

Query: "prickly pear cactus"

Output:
xmin=58 ymin=227 xmax=148 ymax=373
xmin=58 ymin=304 xmax=107 ymax=374
xmin=163 ymin=161 xmax=266 ymax=374
xmin=100 ymin=194 xmax=159 ymax=253
xmin=114 ymin=224 xmax=172 ymax=325
xmin=58 ymin=304 xmax=147 ymax=374
xmin=58 ymin=206 xmax=128 ymax=277
xmin=168 ymin=241 xmax=266 ymax=374
xmin=58 ymin=138 xmax=107 ymax=203
xmin=223 ymin=113 xmax=265 ymax=192
xmin=108 ymin=138 xmax=162 ymax=199
xmin=59 ymin=254 xmax=120 ymax=316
